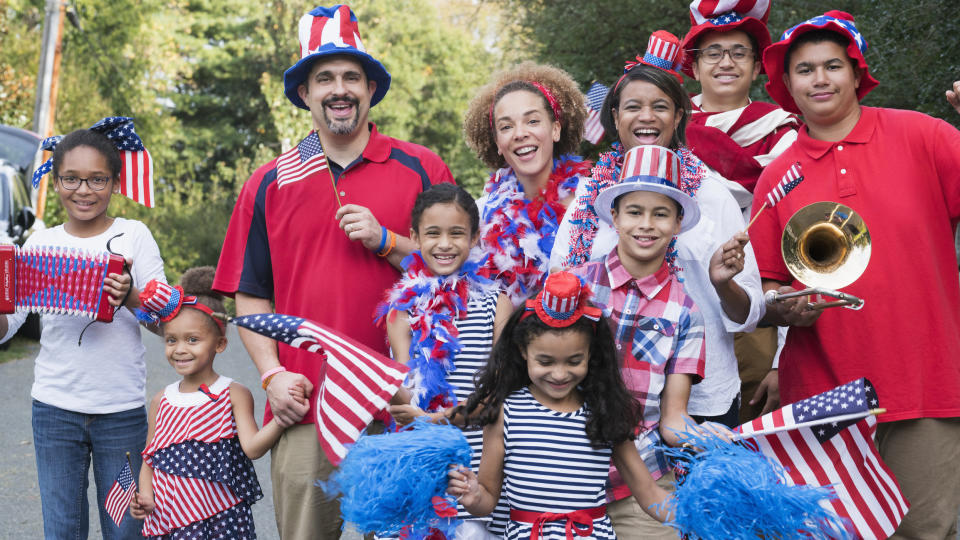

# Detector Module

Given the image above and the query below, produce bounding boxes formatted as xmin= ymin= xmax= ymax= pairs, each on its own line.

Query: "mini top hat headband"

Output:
xmin=680 ymin=0 xmax=772 ymax=77
xmin=762 ymin=10 xmax=877 ymax=114
xmin=593 ymin=145 xmax=701 ymax=232
xmin=32 ymin=116 xmax=155 ymax=207
xmin=522 ymin=271 xmax=602 ymax=328
xmin=488 ymin=80 xmax=563 ymax=129
xmin=135 ymin=280 xmax=225 ymax=333
xmin=283 ymin=4 xmax=392 ymax=110
xmin=615 ymin=30 xmax=684 ymax=94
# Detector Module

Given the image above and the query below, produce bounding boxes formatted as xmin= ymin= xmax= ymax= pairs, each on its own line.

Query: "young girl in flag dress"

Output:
xmin=446 ymin=272 xmax=672 ymax=539
xmin=463 ymin=62 xmax=593 ymax=306
xmin=129 ymin=267 xmax=303 ymax=539
xmin=377 ymin=183 xmax=512 ymax=539
xmin=0 ymin=120 xmax=163 ymax=540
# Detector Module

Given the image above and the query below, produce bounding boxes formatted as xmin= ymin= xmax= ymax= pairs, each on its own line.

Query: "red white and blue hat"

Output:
xmin=762 ymin=10 xmax=878 ymax=114
xmin=680 ymin=0 xmax=772 ymax=77
xmin=594 ymin=145 xmax=700 ymax=232
xmin=136 ymin=280 xmax=186 ymax=323
xmin=620 ymin=31 xmax=684 ymax=86
xmin=524 ymin=272 xmax=602 ymax=329
xmin=283 ymin=4 xmax=391 ymax=110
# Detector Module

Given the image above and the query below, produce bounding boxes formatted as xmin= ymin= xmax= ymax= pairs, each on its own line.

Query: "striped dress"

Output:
xmin=502 ymin=388 xmax=616 ymax=540
xmin=446 ymin=290 xmax=498 ymax=521
xmin=142 ymin=376 xmax=262 ymax=539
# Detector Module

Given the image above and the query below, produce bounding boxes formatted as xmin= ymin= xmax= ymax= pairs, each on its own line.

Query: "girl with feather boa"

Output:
xmin=376 ymin=184 xmax=512 ymax=539
xmin=463 ymin=62 xmax=593 ymax=306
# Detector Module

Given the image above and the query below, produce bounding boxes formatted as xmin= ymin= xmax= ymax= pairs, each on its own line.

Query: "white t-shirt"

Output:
xmin=2 ymin=218 xmax=166 ymax=413
xmin=551 ymin=171 xmax=764 ymax=417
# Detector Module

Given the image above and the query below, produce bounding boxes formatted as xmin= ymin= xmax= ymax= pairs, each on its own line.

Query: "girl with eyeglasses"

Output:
xmin=0 ymin=124 xmax=166 ymax=539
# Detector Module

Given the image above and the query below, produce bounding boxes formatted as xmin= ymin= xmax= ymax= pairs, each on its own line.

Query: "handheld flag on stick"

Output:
xmin=104 ymin=456 xmax=137 ymax=527
xmin=737 ymin=378 xmax=909 ymax=539
xmin=231 ymin=313 xmax=408 ymax=464
xmin=583 ymin=82 xmax=609 ymax=144
xmin=746 ymin=161 xmax=803 ymax=230
xmin=276 ymin=131 xmax=342 ymax=207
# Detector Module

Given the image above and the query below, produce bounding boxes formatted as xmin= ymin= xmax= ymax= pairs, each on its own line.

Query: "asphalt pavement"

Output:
xmin=0 ymin=326 xmax=363 ymax=540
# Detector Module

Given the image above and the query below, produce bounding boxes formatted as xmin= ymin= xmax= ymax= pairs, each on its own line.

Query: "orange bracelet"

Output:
xmin=378 ymin=230 xmax=397 ymax=257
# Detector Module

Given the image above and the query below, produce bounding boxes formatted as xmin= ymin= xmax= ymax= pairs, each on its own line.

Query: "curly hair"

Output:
xmin=463 ymin=62 xmax=588 ymax=170
xmin=457 ymin=302 xmax=642 ymax=449
xmin=600 ymin=65 xmax=691 ymax=151
xmin=179 ymin=266 xmax=226 ymax=333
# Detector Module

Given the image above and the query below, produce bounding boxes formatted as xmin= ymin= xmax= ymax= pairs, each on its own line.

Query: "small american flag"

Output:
xmin=232 ymin=313 xmax=409 ymax=464
xmin=583 ymin=82 xmax=609 ymax=144
xmin=104 ymin=460 xmax=137 ymax=526
xmin=738 ymin=378 xmax=909 ymax=539
xmin=276 ymin=131 xmax=329 ymax=189
xmin=765 ymin=161 xmax=803 ymax=206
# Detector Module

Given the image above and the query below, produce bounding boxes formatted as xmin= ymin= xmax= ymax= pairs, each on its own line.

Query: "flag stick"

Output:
xmin=125 ymin=451 xmax=139 ymax=493
xmin=327 ymin=165 xmax=343 ymax=209
xmin=734 ymin=408 xmax=886 ymax=441
xmin=744 ymin=201 xmax=768 ymax=232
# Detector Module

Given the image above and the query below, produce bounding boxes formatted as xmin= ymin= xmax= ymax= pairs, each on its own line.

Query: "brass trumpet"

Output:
xmin=765 ymin=201 xmax=870 ymax=310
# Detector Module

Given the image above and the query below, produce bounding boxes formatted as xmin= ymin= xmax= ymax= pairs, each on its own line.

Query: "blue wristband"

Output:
xmin=376 ymin=226 xmax=388 ymax=253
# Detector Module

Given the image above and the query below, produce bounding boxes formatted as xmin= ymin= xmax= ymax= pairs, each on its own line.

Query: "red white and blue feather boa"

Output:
xmin=562 ymin=143 xmax=706 ymax=277
xmin=376 ymin=252 xmax=497 ymax=412
xmin=476 ymin=154 xmax=590 ymax=305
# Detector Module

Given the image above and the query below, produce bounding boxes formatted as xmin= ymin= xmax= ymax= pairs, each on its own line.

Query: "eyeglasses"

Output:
xmin=694 ymin=46 xmax=755 ymax=64
xmin=57 ymin=176 xmax=112 ymax=191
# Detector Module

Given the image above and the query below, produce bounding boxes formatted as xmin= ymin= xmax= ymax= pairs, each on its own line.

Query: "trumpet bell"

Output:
xmin=782 ymin=201 xmax=871 ymax=290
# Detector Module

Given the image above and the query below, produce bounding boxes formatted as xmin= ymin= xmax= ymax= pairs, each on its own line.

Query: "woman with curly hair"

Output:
xmin=464 ymin=62 xmax=592 ymax=306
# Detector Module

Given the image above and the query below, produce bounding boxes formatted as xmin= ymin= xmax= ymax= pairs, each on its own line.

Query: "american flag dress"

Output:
xmin=142 ymin=377 xmax=263 ymax=539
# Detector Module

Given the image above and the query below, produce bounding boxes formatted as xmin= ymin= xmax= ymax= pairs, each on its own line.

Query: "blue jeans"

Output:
xmin=32 ymin=400 xmax=147 ymax=540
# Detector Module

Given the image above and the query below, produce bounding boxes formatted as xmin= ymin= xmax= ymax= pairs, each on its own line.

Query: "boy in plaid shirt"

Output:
xmin=571 ymin=145 xmax=744 ymax=539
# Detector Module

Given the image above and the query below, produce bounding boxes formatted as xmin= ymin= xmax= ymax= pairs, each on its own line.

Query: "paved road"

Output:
xmin=0 ymin=326 xmax=362 ymax=539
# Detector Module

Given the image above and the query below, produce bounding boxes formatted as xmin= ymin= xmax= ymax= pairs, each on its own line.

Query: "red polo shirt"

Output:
xmin=750 ymin=107 xmax=960 ymax=422
xmin=214 ymin=123 xmax=454 ymax=424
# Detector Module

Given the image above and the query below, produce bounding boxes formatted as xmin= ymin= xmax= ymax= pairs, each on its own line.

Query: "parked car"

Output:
xmin=0 ymin=124 xmax=45 ymax=339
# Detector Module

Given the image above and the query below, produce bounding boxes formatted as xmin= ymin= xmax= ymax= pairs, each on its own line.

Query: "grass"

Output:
xmin=0 ymin=336 xmax=39 ymax=364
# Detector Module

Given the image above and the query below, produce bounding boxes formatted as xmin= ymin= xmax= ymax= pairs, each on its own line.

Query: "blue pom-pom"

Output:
xmin=323 ymin=418 xmax=473 ymax=539
xmin=660 ymin=429 xmax=854 ymax=540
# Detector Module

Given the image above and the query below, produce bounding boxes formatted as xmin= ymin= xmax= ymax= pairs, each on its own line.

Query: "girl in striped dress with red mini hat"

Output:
xmin=447 ymin=272 xmax=672 ymax=539
xmin=128 ymin=267 xmax=303 ymax=539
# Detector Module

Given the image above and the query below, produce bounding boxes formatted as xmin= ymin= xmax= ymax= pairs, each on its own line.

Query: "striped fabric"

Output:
xmin=276 ymin=131 xmax=329 ymax=189
xmin=620 ymin=144 xmax=681 ymax=187
xmin=142 ymin=377 xmax=253 ymax=537
xmin=501 ymin=388 xmax=616 ymax=540
xmin=765 ymin=161 xmax=803 ymax=207
xmin=446 ymin=291 xmax=498 ymax=520
xmin=644 ymin=31 xmax=681 ymax=70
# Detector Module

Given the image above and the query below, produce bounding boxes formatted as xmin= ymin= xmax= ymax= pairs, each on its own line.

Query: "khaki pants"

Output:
xmin=734 ymin=326 xmax=778 ymax=423
xmin=271 ymin=423 xmax=342 ymax=540
xmin=875 ymin=417 xmax=960 ymax=539
xmin=607 ymin=472 xmax=679 ymax=540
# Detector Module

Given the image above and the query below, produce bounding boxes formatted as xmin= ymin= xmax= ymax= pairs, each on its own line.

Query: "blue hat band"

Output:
xmin=541 ymin=302 xmax=575 ymax=321
xmin=642 ymin=53 xmax=675 ymax=71
xmin=157 ymin=287 xmax=181 ymax=320
xmin=622 ymin=174 xmax=679 ymax=190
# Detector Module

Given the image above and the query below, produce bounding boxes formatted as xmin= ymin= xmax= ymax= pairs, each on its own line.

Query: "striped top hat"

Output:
xmin=283 ymin=4 xmax=391 ymax=110
xmin=136 ymin=281 xmax=186 ymax=323
xmin=762 ymin=10 xmax=877 ymax=114
xmin=680 ymin=0 xmax=772 ymax=77
xmin=621 ymin=31 xmax=684 ymax=85
xmin=594 ymin=145 xmax=700 ymax=232
xmin=525 ymin=272 xmax=602 ymax=328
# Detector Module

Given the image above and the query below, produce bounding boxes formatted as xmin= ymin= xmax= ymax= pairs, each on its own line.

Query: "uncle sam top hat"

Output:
xmin=283 ymin=4 xmax=391 ymax=110
xmin=594 ymin=145 xmax=700 ymax=232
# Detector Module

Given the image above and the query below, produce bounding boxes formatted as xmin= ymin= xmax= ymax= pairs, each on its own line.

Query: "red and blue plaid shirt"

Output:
xmin=571 ymin=247 xmax=705 ymax=497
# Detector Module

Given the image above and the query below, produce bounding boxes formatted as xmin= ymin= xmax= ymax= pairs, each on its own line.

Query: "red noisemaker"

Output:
xmin=0 ymin=245 xmax=125 ymax=322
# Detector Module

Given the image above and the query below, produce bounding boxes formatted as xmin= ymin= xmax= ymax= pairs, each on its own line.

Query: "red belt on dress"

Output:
xmin=510 ymin=505 xmax=607 ymax=540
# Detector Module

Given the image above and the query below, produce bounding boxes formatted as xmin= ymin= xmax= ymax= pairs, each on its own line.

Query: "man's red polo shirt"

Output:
xmin=750 ymin=107 xmax=960 ymax=421
xmin=214 ymin=123 xmax=454 ymax=424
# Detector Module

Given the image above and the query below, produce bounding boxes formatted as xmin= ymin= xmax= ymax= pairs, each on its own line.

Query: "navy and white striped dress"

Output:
xmin=501 ymin=388 xmax=616 ymax=540
xmin=448 ymin=290 xmax=498 ymax=520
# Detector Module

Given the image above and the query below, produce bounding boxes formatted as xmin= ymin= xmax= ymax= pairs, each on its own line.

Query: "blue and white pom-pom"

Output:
xmin=323 ymin=418 xmax=472 ymax=539
xmin=659 ymin=428 xmax=854 ymax=540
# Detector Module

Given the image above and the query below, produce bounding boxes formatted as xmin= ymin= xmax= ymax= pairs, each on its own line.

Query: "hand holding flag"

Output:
xmin=746 ymin=161 xmax=804 ymax=230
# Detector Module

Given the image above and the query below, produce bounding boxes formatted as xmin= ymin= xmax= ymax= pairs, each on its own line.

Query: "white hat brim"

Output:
xmin=594 ymin=178 xmax=700 ymax=232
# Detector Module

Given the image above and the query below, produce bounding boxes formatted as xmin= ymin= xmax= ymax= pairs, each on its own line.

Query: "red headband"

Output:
xmin=183 ymin=297 xmax=226 ymax=334
xmin=488 ymin=80 xmax=563 ymax=129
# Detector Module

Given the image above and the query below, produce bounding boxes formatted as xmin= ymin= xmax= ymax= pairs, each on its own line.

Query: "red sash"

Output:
xmin=510 ymin=506 xmax=607 ymax=540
